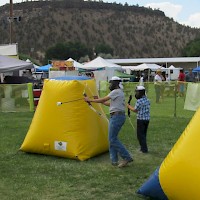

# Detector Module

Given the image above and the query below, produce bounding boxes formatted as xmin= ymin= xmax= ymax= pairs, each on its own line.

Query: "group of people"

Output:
xmin=83 ymin=68 xmax=195 ymax=167
xmin=177 ymin=68 xmax=196 ymax=97
xmin=153 ymin=68 xmax=196 ymax=102
xmin=84 ymin=76 xmax=150 ymax=168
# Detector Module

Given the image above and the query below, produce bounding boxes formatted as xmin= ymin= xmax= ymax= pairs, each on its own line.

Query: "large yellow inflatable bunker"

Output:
xmin=138 ymin=107 xmax=200 ymax=199
xmin=20 ymin=78 xmax=109 ymax=161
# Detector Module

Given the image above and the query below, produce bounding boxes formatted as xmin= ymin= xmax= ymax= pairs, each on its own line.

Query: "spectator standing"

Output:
xmin=154 ymin=69 xmax=163 ymax=103
xmin=164 ymin=74 xmax=171 ymax=96
xmin=139 ymin=75 xmax=144 ymax=86
xmin=186 ymin=69 xmax=195 ymax=82
xmin=177 ymin=69 xmax=186 ymax=97
xmin=165 ymin=74 xmax=170 ymax=83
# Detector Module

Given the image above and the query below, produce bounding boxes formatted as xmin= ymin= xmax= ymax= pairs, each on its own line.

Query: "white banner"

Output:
xmin=0 ymin=44 xmax=18 ymax=56
xmin=184 ymin=83 xmax=200 ymax=111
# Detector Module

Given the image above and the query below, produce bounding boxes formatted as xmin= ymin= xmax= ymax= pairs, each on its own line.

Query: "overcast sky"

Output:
xmin=1 ymin=0 xmax=200 ymax=28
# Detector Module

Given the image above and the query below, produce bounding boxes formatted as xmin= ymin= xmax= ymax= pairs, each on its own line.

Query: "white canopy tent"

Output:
xmin=166 ymin=65 xmax=182 ymax=80
xmin=0 ymin=54 xmax=33 ymax=82
xmin=0 ymin=55 xmax=34 ymax=83
xmin=26 ymin=59 xmax=40 ymax=73
xmin=82 ymin=56 xmax=122 ymax=70
xmin=82 ymin=57 xmax=122 ymax=87
xmin=123 ymin=63 xmax=182 ymax=81
xmin=67 ymin=58 xmax=84 ymax=69
xmin=122 ymin=63 xmax=165 ymax=82
xmin=122 ymin=63 xmax=163 ymax=71
xmin=0 ymin=55 xmax=33 ymax=73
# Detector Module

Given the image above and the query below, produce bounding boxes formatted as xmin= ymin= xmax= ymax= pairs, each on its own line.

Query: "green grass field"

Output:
xmin=0 ymin=84 xmax=195 ymax=199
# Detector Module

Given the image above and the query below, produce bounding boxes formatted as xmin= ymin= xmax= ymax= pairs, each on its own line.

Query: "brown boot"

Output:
xmin=118 ymin=159 xmax=133 ymax=168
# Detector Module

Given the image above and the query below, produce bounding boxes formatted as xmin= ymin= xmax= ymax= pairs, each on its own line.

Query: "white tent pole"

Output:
xmin=0 ymin=73 xmax=4 ymax=83
xmin=148 ymin=69 xmax=150 ymax=82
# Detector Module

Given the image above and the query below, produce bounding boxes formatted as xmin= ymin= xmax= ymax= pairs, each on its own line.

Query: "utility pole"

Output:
xmin=9 ymin=0 xmax=13 ymax=44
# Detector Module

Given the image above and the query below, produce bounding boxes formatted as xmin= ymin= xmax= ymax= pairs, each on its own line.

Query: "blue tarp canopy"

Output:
xmin=192 ymin=66 xmax=200 ymax=72
xmin=36 ymin=64 xmax=51 ymax=72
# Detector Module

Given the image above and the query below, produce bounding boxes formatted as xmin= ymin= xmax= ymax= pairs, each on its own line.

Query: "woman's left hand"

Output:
xmin=84 ymin=96 xmax=90 ymax=102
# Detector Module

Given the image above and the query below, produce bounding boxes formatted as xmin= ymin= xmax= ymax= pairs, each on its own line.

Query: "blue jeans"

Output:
xmin=109 ymin=114 xmax=132 ymax=163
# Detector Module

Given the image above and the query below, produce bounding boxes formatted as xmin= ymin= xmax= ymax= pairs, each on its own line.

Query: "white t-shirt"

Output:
xmin=139 ymin=77 xmax=144 ymax=86
xmin=154 ymin=74 xmax=162 ymax=84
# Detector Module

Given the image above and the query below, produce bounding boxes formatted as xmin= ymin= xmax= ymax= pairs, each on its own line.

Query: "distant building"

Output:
xmin=0 ymin=43 xmax=18 ymax=59
xmin=106 ymin=57 xmax=200 ymax=70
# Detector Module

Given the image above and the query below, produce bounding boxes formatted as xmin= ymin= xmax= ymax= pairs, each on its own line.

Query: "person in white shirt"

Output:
xmin=154 ymin=69 xmax=163 ymax=103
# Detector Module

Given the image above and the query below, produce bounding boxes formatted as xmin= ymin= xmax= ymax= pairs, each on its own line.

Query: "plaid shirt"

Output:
xmin=135 ymin=96 xmax=150 ymax=120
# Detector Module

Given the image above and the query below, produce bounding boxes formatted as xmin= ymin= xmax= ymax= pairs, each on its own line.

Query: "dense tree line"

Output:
xmin=182 ymin=38 xmax=200 ymax=57
xmin=44 ymin=42 xmax=113 ymax=63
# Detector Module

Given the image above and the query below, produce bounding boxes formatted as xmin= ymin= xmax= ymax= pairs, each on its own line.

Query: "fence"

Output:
xmin=0 ymin=83 xmax=34 ymax=112
xmin=0 ymin=81 xmax=197 ymax=118
xmin=99 ymin=81 xmax=196 ymax=118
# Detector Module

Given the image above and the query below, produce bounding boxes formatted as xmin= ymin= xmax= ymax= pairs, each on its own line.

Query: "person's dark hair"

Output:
xmin=135 ymin=86 xmax=145 ymax=99
xmin=109 ymin=80 xmax=120 ymax=91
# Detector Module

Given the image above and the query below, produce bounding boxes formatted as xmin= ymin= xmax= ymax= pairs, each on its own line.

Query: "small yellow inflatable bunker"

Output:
xmin=20 ymin=78 xmax=109 ymax=161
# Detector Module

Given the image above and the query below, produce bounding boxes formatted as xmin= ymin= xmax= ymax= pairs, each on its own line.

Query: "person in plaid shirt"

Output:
xmin=127 ymin=86 xmax=150 ymax=153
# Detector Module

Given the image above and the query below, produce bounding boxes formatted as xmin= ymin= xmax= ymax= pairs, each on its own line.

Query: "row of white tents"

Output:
xmin=35 ymin=57 xmax=122 ymax=84
xmin=75 ymin=57 xmax=181 ymax=81
xmin=35 ymin=56 xmax=179 ymax=76
xmin=122 ymin=63 xmax=181 ymax=80
xmin=0 ymin=55 xmax=182 ymax=83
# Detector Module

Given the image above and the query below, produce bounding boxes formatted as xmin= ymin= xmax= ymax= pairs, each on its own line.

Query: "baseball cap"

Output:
xmin=110 ymin=76 xmax=121 ymax=81
xmin=136 ymin=86 xmax=145 ymax=90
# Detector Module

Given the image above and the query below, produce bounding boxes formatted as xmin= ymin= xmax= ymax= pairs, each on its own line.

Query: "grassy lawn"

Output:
xmin=0 ymin=85 xmax=195 ymax=199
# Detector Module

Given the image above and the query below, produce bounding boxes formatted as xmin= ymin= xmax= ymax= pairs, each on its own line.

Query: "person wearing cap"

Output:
xmin=84 ymin=76 xmax=133 ymax=168
xmin=127 ymin=86 xmax=150 ymax=153
xmin=154 ymin=69 xmax=164 ymax=103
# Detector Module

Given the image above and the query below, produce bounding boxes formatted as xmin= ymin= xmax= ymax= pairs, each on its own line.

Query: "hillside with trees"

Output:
xmin=0 ymin=0 xmax=200 ymax=64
